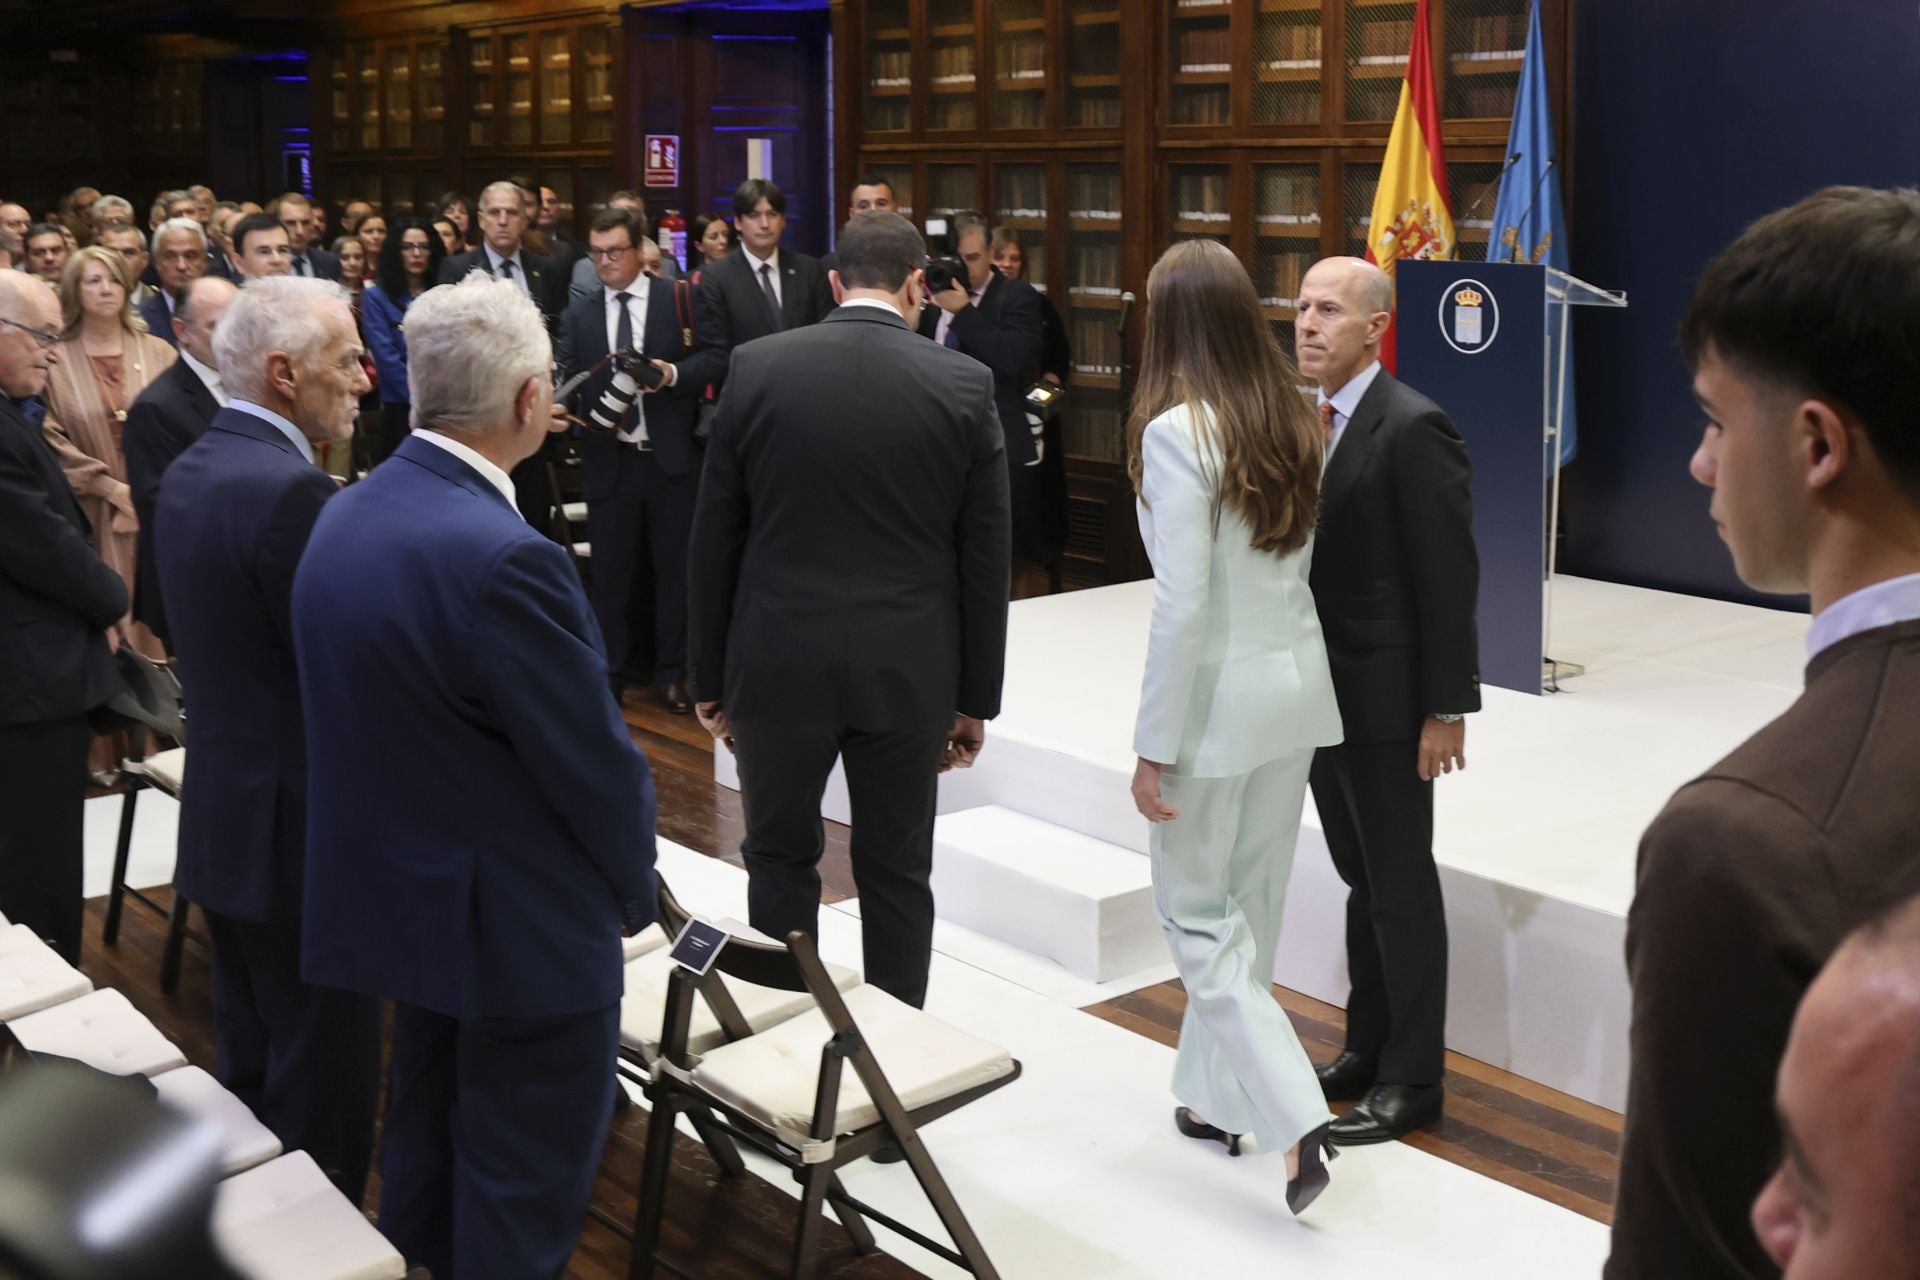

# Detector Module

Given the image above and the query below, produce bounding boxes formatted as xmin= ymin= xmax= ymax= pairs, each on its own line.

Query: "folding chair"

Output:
xmin=546 ymin=457 xmax=592 ymax=578
xmin=104 ymin=738 xmax=200 ymax=992
xmin=621 ymin=882 xmax=1022 ymax=1280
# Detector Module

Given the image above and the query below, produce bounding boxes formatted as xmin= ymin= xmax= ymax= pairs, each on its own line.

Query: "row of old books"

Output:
xmin=997 ymin=169 xmax=1048 ymax=215
xmin=870 ymin=49 xmax=912 ymax=86
xmin=1170 ymin=86 xmax=1230 ymax=125
xmin=1454 ymin=12 xmax=1524 ymax=56
xmin=1173 ymin=170 xmax=1230 ymax=220
xmin=995 ymin=35 xmax=1046 ymax=79
xmin=1254 ymin=86 xmax=1321 ymax=125
xmin=1174 ymin=24 xmax=1232 ymax=72
xmin=1069 ymin=320 xmax=1123 ymax=376
xmin=1258 ymin=249 xmax=1309 ymax=304
xmin=1255 ymin=168 xmax=1319 ymax=220
xmin=1066 ymin=408 xmax=1124 ymax=465
xmin=995 ymin=94 xmax=1047 ymax=127
xmin=931 ymin=44 xmax=977 ymax=80
xmin=1069 ymin=92 xmax=1124 ymax=127
xmin=1354 ymin=18 xmax=1414 ymax=61
xmin=1067 ymin=169 xmax=1123 ymax=216
xmin=1070 ymin=243 xmax=1123 ymax=293
xmin=1261 ymin=20 xmax=1322 ymax=64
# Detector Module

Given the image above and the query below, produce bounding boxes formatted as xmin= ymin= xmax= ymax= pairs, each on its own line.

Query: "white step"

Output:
xmin=932 ymin=805 xmax=1164 ymax=983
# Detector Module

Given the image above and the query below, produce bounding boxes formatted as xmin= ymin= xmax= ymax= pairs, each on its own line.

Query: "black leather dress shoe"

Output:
xmin=657 ymin=679 xmax=693 ymax=715
xmin=1314 ymin=1050 xmax=1378 ymax=1102
xmin=1328 ymin=1082 xmax=1444 ymax=1146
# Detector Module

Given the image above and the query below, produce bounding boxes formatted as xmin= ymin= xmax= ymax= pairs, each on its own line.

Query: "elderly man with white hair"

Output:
xmin=294 ymin=273 xmax=657 ymax=1280
xmin=153 ymin=274 xmax=381 ymax=1204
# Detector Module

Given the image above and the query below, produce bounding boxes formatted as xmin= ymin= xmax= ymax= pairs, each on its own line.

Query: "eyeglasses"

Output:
xmin=586 ymin=246 xmax=635 ymax=262
xmin=0 ymin=318 xmax=59 ymax=350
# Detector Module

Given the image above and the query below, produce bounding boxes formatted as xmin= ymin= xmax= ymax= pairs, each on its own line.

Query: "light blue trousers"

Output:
xmin=1151 ymin=748 xmax=1332 ymax=1154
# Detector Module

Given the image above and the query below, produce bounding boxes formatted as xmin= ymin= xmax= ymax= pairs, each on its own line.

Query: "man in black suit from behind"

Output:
xmin=1296 ymin=255 xmax=1480 ymax=1146
xmin=693 ymin=178 xmax=835 ymax=395
xmin=439 ymin=180 xmax=570 ymax=529
xmin=0 ymin=272 xmax=129 ymax=964
xmin=915 ymin=210 xmax=1045 ymax=566
xmin=273 ymin=193 xmax=342 ymax=283
xmin=556 ymin=207 xmax=725 ymax=714
xmin=124 ymin=275 xmax=235 ymax=648
xmin=689 ymin=211 xmax=1010 ymax=1010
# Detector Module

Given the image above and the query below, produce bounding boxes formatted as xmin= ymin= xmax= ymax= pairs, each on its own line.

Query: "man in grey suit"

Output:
xmin=687 ymin=211 xmax=1009 ymax=1010
xmin=1609 ymin=185 xmax=1920 ymax=1280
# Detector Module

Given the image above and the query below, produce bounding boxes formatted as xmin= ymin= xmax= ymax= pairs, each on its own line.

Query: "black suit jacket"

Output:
xmin=1308 ymin=368 xmax=1480 ymax=744
xmin=915 ymin=271 xmax=1045 ymax=467
xmin=688 ymin=305 xmax=1010 ymax=731
xmin=124 ymin=357 xmax=221 ymax=645
xmin=0 ymin=395 xmax=128 ymax=726
xmin=555 ymin=280 xmax=727 ymax=485
xmin=693 ymin=247 xmax=835 ymax=389
xmin=137 ymin=292 xmax=177 ymax=349
xmin=292 ymin=247 xmax=342 ymax=283
xmin=437 ymin=247 xmax=567 ymax=323
xmin=206 ymin=246 xmax=236 ymax=281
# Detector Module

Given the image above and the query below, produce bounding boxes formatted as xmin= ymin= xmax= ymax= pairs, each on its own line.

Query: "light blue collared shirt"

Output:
xmin=227 ymin=399 xmax=314 ymax=465
xmin=1806 ymin=571 xmax=1920 ymax=661
xmin=1317 ymin=359 xmax=1383 ymax=460
xmin=484 ymin=245 xmax=531 ymax=295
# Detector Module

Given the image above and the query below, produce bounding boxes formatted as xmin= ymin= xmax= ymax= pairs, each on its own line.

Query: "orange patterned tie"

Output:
xmin=1319 ymin=400 xmax=1336 ymax=445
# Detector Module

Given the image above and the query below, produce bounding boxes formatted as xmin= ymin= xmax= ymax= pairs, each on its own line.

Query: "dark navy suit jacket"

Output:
xmin=915 ymin=270 xmax=1044 ymax=467
xmin=125 ymin=357 xmax=220 ymax=645
xmin=154 ymin=407 xmax=336 ymax=921
xmin=137 ymin=292 xmax=177 ymax=348
xmin=0 ymin=395 xmax=127 ymax=727
xmin=293 ymin=432 xmax=656 ymax=1019
xmin=555 ymin=280 xmax=726 ymax=488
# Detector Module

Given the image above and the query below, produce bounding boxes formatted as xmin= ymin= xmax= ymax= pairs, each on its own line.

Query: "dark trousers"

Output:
xmin=379 ymin=1000 xmax=619 ymax=1280
xmin=733 ymin=718 xmax=946 ymax=1008
xmin=204 ymin=909 xmax=382 ymax=1202
xmin=1309 ymin=738 xmax=1448 ymax=1085
xmin=511 ymin=435 xmax=556 ymax=536
xmin=586 ymin=446 xmax=696 ymax=687
xmin=0 ymin=716 xmax=91 ymax=964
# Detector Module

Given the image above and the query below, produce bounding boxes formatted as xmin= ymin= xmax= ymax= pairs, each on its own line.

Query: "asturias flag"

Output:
xmin=1488 ymin=0 xmax=1577 ymax=465
xmin=1365 ymin=0 xmax=1453 ymax=371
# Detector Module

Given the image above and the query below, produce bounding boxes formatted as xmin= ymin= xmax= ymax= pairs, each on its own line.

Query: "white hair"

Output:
xmin=212 ymin=276 xmax=352 ymax=404
xmin=153 ymin=216 xmax=208 ymax=253
xmin=93 ymin=195 xmax=134 ymax=225
xmin=478 ymin=180 xmax=524 ymax=209
xmin=406 ymin=272 xmax=551 ymax=439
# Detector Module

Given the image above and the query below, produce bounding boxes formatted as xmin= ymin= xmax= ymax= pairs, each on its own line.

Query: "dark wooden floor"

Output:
xmin=80 ymin=692 xmax=1618 ymax=1280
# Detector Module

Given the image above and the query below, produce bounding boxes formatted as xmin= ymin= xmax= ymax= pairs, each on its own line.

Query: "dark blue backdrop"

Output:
xmin=1564 ymin=0 xmax=1920 ymax=607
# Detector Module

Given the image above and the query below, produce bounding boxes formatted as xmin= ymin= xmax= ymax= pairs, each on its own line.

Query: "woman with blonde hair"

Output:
xmin=1127 ymin=238 xmax=1343 ymax=1214
xmin=42 ymin=245 xmax=177 ymax=670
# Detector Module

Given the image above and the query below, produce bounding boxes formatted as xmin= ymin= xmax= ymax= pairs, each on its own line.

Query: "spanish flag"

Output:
xmin=1365 ymin=0 xmax=1453 ymax=369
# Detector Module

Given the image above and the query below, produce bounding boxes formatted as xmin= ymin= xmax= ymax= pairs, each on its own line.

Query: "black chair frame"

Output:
xmin=102 ymin=724 xmax=204 ymax=994
xmin=605 ymin=881 xmax=1020 ymax=1280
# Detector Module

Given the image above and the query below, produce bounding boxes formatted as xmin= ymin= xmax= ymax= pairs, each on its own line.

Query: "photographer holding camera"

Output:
xmin=915 ymin=211 xmax=1046 ymax=581
xmin=557 ymin=206 xmax=725 ymax=713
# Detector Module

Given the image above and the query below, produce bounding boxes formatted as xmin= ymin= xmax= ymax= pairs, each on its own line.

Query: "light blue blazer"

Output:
xmin=1132 ymin=402 xmax=1344 ymax=778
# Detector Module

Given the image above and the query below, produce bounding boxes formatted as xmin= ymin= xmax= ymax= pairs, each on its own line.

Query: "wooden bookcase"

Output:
xmin=847 ymin=0 xmax=1565 ymax=585
xmin=315 ymin=10 xmax=621 ymax=240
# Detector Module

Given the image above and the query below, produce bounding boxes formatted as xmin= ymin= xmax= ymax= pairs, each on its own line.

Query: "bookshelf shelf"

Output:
xmin=932 ymin=22 xmax=976 ymax=36
xmin=872 ymin=26 xmax=910 ymax=39
xmin=1070 ymin=9 xmax=1121 ymax=22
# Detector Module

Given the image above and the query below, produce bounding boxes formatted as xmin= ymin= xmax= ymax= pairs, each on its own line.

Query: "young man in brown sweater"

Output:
xmin=1607 ymin=186 xmax=1920 ymax=1278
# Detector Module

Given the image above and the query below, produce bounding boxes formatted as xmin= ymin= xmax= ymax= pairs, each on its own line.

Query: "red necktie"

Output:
xmin=1319 ymin=400 xmax=1336 ymax=445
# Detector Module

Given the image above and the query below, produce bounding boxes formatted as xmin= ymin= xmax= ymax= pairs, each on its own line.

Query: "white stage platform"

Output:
xmin=717 ymin=575 xmax=1808 ymax=1110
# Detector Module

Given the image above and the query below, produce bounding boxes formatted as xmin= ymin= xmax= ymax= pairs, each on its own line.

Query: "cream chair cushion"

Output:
xmin=7 ymin=988 xmax=187 ymax=1077
xmin=0 ymin=923 xmax=92 ymax=1021
xmin=152 ymin=1066 xmax=283 ymax=1176
xmin=690 ymin=984 xmax=1015 ymax=1147
xmin=623 ymin=922 xmax=670 ymax=963
xmin=138 ymin=747 xmax=187 ymax=795
xmin=619 ymin=939 xmax=860 ymax=1058
xmin=213 ymin=1151 xmax=407 ymax=1280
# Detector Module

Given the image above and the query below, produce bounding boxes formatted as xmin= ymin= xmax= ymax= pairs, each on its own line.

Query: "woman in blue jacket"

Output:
xmin=359 ymin=216 xmax=445 ymax=465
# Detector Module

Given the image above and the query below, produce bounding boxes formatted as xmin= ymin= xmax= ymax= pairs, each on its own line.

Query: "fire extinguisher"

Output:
xmin=658 ymin=209 xmax=688 ymax=271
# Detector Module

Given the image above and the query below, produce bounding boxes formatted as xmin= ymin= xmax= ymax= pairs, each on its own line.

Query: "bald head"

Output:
xmin=1295 ymin=256 xmax=1394 ymax=393
xmin=1752 ymin=895 xmax=1920 ymax=1279
xmin=0 ymin=273 xmax=62 ymax=399
xmin=175 ymin=276 xmax=237 ymax=367
xmin=0 ymin=203 xmax=29 ymax=243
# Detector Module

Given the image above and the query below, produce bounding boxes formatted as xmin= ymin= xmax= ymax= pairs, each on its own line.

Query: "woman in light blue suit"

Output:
xmin=1127 ymin=239 xmax=1345 ymax=1215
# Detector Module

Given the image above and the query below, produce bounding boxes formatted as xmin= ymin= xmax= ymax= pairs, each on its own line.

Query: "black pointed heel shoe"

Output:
xmin=1286 ymin=1122 xmax=1337 ymax=1215
xmin=1173 ymin=1106 xmax=1242 ymax=1157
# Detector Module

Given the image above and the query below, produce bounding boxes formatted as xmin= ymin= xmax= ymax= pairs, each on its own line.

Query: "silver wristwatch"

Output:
xmin=1432 ymin=713 xmax=1465 ymax=724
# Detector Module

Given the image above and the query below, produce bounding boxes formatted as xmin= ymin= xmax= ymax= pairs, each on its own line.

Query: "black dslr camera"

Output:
xmin=922 ymin=216 xmax=967 ymax=295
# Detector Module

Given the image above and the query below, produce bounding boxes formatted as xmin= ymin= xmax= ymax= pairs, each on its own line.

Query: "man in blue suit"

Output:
xmin=152 ymin=275 xmax=381 ymax=1200
xmin=294 ymin=273 xmax=657 ymax=1280
xmin=556 ymin=205 xmax=725 ymax=712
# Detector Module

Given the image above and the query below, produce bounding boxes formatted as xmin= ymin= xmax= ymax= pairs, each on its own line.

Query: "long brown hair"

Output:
xmin=1126 ymin=239 xmax=1321 ymax=555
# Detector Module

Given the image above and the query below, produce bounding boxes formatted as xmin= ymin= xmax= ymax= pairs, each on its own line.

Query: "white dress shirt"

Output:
xmin=484 ymin=245 xmax=531 ymax=294
xmin=839 ymin=297 xmax=904 ymax=321
xmin=604 ymin=280 xmax=661 ymax=445
xmin=181 ymin=350 xmax=228 ymax=407
xmin=1806 ymin=571 xmax=1920 ymax=660
xmin=1317 ymin=359 xmax=1384 ymax=459
xmin=228 ymin=399 xmax=313 ymax=465
xmin=411 ymin=429 xmax=518 ymax=512
xmin=744 ymin=246 xmax=782 ymax=308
